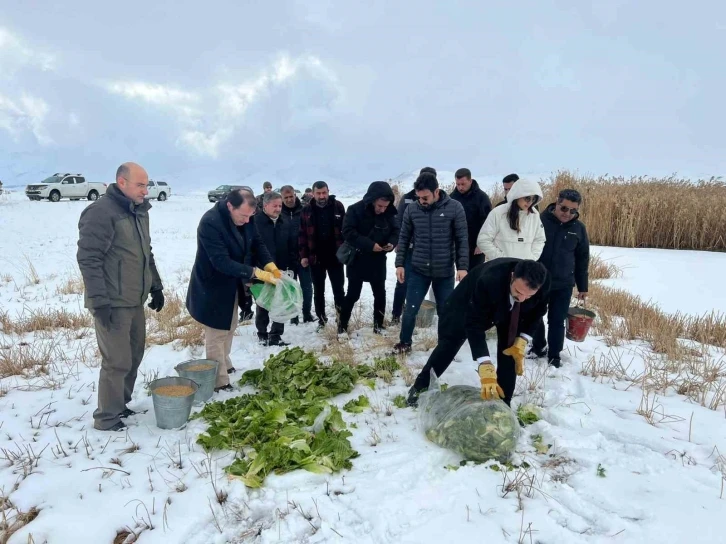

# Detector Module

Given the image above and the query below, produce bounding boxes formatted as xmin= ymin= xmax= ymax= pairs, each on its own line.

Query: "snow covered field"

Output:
xmin=1 ymin=192 xmax=725 ymax=544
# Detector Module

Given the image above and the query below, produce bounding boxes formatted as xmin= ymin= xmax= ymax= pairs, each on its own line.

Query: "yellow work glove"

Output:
xmin=264 ymin=262 xmax=283 ymax=279
xmin=478 ymin=363 xmax=504 ymax=401
xmin=254 ymin=268 xmax=278 ymax=285
xmin=503 ymin=337 xmax=528 ymax=376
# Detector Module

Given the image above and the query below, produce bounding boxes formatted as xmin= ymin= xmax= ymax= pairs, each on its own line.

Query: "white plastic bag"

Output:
xmin=418 ymin=370 xmax=520 ymax=463
xmin=255 ymin=272 xmax=303 ymax=323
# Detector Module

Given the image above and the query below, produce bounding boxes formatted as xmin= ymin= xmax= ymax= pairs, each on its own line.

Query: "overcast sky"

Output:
xmin=1 ymin=0 xmax=724 ymax=189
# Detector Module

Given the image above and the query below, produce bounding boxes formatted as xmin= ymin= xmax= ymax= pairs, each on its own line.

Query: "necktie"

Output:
xmin=508 ymin=301 xmax=521 ymax=346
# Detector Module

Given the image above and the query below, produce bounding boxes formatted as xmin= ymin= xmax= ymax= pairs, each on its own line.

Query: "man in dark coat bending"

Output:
xmin=407 ymin=258 xmax=550 ymax=407
xmin=338 ymin=181 xmax=399 ymax=334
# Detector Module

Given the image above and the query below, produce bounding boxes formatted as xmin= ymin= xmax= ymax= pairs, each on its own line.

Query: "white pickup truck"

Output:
xmin=25 ymin=173 xmax=107 ymax=202
xmin=145 ymin=180 xmax=172 ymax=201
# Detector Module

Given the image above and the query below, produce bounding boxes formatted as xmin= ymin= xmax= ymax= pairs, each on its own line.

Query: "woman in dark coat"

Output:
xmin=338 ymin=181 xmax=399 ymax=333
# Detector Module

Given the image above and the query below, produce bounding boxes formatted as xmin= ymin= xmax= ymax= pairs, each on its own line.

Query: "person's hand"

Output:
xmin=373 ymin=243 xmax=384 ymax=252
xmin=456 ymin=270 xmax=468 ymax=282
xmin=577 ymin=292 xmax=588 ymax=301
xmin=474 ymin=247 xmax=483 ymax=255
xmin=383 ymin=243 xmax=394 ymax=252
xmin=478 ymin=363 xmax=504 ymax=400
xmin=503 ymin=337 xmax=528 ymax=376
xmin=300 ymin=258 xmax=309 ymax=268
xmin=254 ymin=268 xmax=278 ymax=285
xmin=264 ymin=262 xmax=283 ymax=279
xmin=148 ymin=290 xmax=165 ymax=312
xmin=94 ymin=305 xmax=112 ymax=329
xmin=396 ymin=267 xmax=405 ymax=284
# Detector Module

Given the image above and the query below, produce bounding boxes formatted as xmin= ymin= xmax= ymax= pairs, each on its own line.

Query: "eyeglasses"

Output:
xmin=559 ymin=205 xmax=579 ymax=215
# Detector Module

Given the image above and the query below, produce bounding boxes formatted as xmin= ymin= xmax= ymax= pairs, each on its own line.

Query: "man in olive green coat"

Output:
xmin=77 ymin=162 xmax=164 ymax=431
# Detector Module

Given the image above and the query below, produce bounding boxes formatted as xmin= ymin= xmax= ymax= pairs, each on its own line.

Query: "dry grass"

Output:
xmin=0 ymin=492 xmax=40 ymax=544
xmin=145 ymin=291 xmax=204 ymax=349
xmin=55 ymin=271 xmax=85 ymax=296
xmin=540 ymin=170 xmax=726 ymax=251
xmin=0 ymin=307 xmax=93 ymax=335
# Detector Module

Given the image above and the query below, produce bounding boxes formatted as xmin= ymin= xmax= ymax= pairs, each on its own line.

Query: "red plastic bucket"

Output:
xmin=566 ymin=306 xmax=596 ymax=342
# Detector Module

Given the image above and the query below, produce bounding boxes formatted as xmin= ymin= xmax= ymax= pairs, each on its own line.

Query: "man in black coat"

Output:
xmin=338 ymin=182 xmax=399 ymax=334
xmin=450 ymin=168 xmax=493 ymax=269
xmin=394 ymin=172 xmax=469 ymax=353
xmin=495 ymin=173 xmax=520 ymax=207
xmin=531 ymin=189 xmax=590 ymax=367
xmin=299 ymin=181 xmax=346 ymax=328
xmin=186 ymin=190 xmax=278 ymax=391
xmin=407 ymin=259 xmax=550 ymax=407
xmin=281 ymin=185 xmax=314 ymax=323
xmin=254 ymin=192 xmax=298 ymax=346
xmin=391 ymin=166 xmax=436 ymax=324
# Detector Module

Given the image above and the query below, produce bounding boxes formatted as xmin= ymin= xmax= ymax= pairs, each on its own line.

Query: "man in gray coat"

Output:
xmin=393 ymin=172 xmax=469 ymax=353
xmin=77 ymin=162 xmax=164 ymax=431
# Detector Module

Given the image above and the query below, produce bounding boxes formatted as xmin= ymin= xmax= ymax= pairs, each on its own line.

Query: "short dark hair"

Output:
xmin=455 ymin=168 xmax=471 ymax=180
xmin=312 ymin=181 xmax=328 ymax=191
xmin=227 ymin=189 xmax=257 ymax=209
xmin=558 ymin=189 xmax=582 ymax=204
xmin=503 ymin=173 xmax=519 ymax=185
xmin=279 ymin=185 xmax=295 ymax=193
xmin=263 ymin=181 xmax=272 ymax=189
xmin=305 ymin=188 xmax=312 ymax=193
xmin=414 ymin=172 xmax=438 ymax=193
xmin=513 ymin=260 xmax=548 ymax=290
xmin=420 ymin=166 xmax=437 ymax=177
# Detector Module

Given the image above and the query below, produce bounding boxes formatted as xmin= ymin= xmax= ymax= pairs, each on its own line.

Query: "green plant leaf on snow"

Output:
xmin=343 ymin=395 xmax=370 ymax=414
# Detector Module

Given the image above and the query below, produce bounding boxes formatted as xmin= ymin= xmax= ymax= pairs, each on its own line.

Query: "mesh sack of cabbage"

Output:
xmin=418 ymin=370 xmax=520 ymax=463
xmin=249 ymin=271 xmax=303 ymax=322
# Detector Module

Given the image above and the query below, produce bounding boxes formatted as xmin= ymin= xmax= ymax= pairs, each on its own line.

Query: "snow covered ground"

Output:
xmin=1 ymin=192 xmax=725 ymax=544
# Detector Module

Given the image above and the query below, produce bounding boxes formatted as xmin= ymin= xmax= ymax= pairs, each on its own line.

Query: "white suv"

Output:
xmin=146 ymin=180 xmax=171 ymax=201
xmin=25 ymin=173 xmax=107 ymax=202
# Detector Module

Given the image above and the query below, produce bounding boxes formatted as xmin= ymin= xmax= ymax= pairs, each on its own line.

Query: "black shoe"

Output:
xmin=337 ymin=324 xmax=348 ymax=335
xmin=240 ymin=310 xmax=255 ymax=321
xmin=303 ymin=313 xmax=315 ymax=324
xmin=393 ymin=342 xmax=412 ymax=355
xmin=291 ymin=317 xmax=300 ymax=326
xmin=257 ymin=332 xmax=269 ymax=345
xmin=373 ymin=324 xmax=385 ymax=335
xmin=120 ymin=408 xmax=138 ymax=419
xmin=406 ymin=386 xmax=424 ymax=407
xmin=390 ymin=316 xmax=401 ymax=326
xmin=104 ymin=421 xmax=127 ymax=432
xmin=214 ymin=384 xmax=234 ymax=393
xmin=549 ymin=358 xmax=561 ymax=368
xmin=528 ymin=345 xmax=548 ymax=359
xmin=268 ymin=335 xmax=290 ymax=347
xmin=227 ymin=367 xmax=236 ymax=374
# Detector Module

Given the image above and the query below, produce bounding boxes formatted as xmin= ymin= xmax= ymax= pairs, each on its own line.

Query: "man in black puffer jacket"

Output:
xmin=391 ymin=166 xmax=437 ymax=324
xmin=280 ymin=185 xmax=313 ymax=323
xmin=254 ymin=192 xmax=298 ymax=346
xmin=531 ymin=189 xmax=590 ymax=368
xmin=393 ymin=172 xmax=469 ymax=353
xmin=450 ymin=168 xmax=492 ymax=270
xmin=338 ymin=181 xmax=399 ymax=334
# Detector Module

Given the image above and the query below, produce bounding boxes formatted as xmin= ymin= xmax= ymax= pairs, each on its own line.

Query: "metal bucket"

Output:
xmin=415 ymin=300 xmax=437 ymax=328
xmin=175 ymin=359 xmax=219 ymax=404
xmin=566 ymin=307 xmax=596 ymax=342
xmin=150 ymin=377 xmax=198 ymax=429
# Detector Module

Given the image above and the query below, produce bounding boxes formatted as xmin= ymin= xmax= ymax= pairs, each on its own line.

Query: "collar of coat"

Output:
xmin=105 ymin=183 xmax=151 ymax=215
xmin=450 ymin=179 xmax=482 ymax=199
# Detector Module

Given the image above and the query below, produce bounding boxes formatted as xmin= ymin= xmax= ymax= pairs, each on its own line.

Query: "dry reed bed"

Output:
xmin=540 ymin=170 xmax=726 ymax=251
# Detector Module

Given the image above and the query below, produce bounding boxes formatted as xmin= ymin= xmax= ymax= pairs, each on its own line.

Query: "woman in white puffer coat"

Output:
xmin=477 ymin=177 xmax=546 ymax=261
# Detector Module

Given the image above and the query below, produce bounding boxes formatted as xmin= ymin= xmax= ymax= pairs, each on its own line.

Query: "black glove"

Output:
xmin=94 ymin=305 xmax=112 ymax=329
xmin=148 ymin=290 xmax=165 ymax=312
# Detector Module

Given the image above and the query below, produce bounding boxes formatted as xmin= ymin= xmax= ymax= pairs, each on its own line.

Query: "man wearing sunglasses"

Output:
xmin=530 ymin=189 xmax=590 ymax=368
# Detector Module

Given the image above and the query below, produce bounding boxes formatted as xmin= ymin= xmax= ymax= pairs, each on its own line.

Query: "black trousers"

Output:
xmin=237 ymin=284 xmax=253 ymax=316
xmin=339 ymin=277 xmax=386 ymax=329
xmin=412 ymin=321 xmax=518 ymax=406
xmin=532 ymin=287 xmax=572 ymax=360
xmin=255 ymin=307 xmax=284 ymax=337
xmin=469 ymin=251 xmax=486 ymax=270
xmin=311 ymin=260 xmax=345 ymax=322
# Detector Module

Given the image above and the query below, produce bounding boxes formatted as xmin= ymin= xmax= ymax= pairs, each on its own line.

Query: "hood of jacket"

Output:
xmin=543 ymin=202 xmax=580 ymax=224
xmin=363 ymin=181 xmax=395 ymax=206
xmin=106 ymin=183 xmax=152 ymax=214
xmin=503 ymin=178 xmax=543 ymax=210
